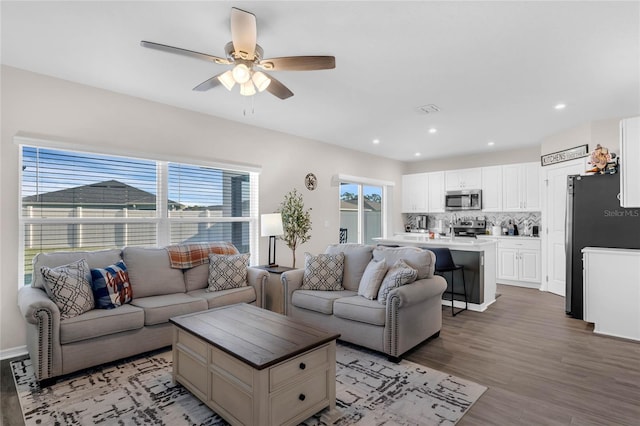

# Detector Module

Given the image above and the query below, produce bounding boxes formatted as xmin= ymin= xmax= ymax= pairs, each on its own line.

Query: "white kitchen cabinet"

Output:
xmin=445 ymin=168 xmax=482 ymax=190
xmin=620 ymin=116 xmax=640 ymax=208
xmin=427 ymin=171 xmax=445 ymax=212
xmin=401 ymin=173 xmax=428 ymax=213
xmin=502 ymin=162 xmax=540 ymax=211
xmin=497 ymin=238 xmax=541 ymax=287
xmin=583 ymin=247 xmax=640 ymax=341
xmin=481 ymin=166 xmax=503 ymax=211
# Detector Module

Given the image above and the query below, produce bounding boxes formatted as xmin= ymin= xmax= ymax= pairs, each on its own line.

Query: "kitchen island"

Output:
xmin=373 ymin=234 xmax=497 ymax=312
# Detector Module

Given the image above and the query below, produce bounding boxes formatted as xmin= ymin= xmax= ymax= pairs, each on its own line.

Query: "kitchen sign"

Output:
xmin=541 ymin=144 xmax=589 ymax=166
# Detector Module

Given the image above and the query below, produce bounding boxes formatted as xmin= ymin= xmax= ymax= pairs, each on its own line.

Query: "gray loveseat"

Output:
xmin=17 ymin=246 xmax=267 ymax=383
xmin=281 ymin=244 xmax=447 ymax=360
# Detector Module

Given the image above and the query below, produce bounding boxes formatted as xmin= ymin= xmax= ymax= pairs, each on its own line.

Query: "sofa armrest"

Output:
xmin=247 ymin=267 xmax=269 ymax=308
xmin=281 ymin=269 xmax=305 ymax=316
xmin=17 ymin=285 xmax=62 ymax=381
xmin=387 ymin=276 xmax=447 ymax=309
xmin=18 ymin=285 xmax=61 ymax=325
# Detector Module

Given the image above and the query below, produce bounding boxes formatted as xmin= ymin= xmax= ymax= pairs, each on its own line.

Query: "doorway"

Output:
xmin=542 ymin=158 xmax=586 ymax=296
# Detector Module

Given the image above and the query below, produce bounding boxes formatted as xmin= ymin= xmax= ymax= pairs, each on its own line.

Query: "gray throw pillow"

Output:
xmin=40 ymin=259 xmax=95 ymax=319
xmin=377 ymin=259 xmax=418 ymax=304
xmin=301 ymin=252 xmax=345 ymax=291
xmin=207 ymin=253 xmax=250 ymax=292
xmin=357 ymin=259 xmax=388 ymax=300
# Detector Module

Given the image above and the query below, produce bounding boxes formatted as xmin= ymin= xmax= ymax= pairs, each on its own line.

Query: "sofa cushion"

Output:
xmin=334 ymin=296 xmax=386 ymax=326
xmin=90 ymin=261 xmax=133 ymax=309
xmin=377 ymin=259 xmax=418 ymax=304
xmin=373 ymin=246 xmax=435 ymax=279
xmin=301 ymin=252 xmax=345 ymax=291
xmin=184 ymin=264 xmax=209 ymax=292
xmin=188 ymin=287 xmax=256 ymax=309
xmin=357 ymin=259 xmax=388 ymax=300
xmin=123 ymin=247 xmax=186 ymax=298
xmin=291 ymin=290 xmax=357 ymax=314
xmin=207 ymin=253 xmax=250 ymax=291
xmin=130 ymin=294 xmax=207 ymax=326
xmin=32 ymin=248 xmax=122 ymax=289
xmin=60 ymin=304 xmax=144 ymax=344
xmin=325 ymin=244 xmax=374 ymax=292
xmin=41 ymin=259 xmax=95 ymax=320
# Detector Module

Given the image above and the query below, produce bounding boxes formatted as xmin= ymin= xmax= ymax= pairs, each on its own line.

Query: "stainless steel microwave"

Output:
xmin=445 ymin=190 xmax=482 ymax=211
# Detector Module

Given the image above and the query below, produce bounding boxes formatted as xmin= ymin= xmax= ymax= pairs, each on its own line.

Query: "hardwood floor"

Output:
xmin=406 ymin=285 xmax=640 ymax=425
xmin=2 ymin=285 xmax=639 ymax=425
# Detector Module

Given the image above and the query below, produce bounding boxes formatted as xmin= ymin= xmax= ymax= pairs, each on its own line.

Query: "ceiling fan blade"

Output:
xmin=141 ymin=41 xmax=231 ymax=65
xmin=258 ymin=56 xmax=336 ymax=71
xmin=265 ymin=74 xmax=294 ymax=100
xmin=192 ymin=73 xmax=225 ymax=92
xmin=230 ymin=8 xmax=257 ymax=60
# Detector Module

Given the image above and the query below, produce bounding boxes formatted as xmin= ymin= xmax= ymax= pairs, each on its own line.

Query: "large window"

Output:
xmin=339 ymin=182 xmax=384 ymax=245
xmin=20 ymin=143 xmax=258 ymax=285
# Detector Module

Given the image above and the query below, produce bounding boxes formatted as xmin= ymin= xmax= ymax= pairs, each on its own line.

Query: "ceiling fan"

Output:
xmin=141 ymin=7 xmax=335 ymax=100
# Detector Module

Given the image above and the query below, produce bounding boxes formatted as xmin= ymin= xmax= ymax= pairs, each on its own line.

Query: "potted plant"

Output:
xmin=278 ymin=189 xmax=312 ymax=268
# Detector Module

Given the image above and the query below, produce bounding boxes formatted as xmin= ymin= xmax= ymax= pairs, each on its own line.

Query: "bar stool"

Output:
xmin=430 ymin=247 xmax=467 ymax=316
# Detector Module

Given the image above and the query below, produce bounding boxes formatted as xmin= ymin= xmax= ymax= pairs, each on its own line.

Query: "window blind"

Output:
xmin=20 ymin=145 xmax=258 ymax=285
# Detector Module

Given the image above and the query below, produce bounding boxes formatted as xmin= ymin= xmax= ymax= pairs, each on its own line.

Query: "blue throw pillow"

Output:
xmin=90 ymin=261 xmax=133 ymax=309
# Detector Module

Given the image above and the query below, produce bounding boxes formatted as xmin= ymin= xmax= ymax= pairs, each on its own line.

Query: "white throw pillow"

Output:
xmin=301 ymin=252 xmax=345 ymax=291
xmin=377 ymin=259 xmax=418 ymax=304
xmin=357 ymin=259 xmax=388 ymax=300
xmin=207 ymin=253 xmax=250 ymax=292
xmin=40 ymin=259 xmax=95 ymax=319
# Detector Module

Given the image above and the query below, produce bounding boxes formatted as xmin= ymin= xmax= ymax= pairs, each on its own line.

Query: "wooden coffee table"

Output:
xmin=169 ymin=303 xmax=340 ymax=426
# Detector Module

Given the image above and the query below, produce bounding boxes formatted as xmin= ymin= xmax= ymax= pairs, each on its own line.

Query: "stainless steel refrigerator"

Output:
xmin=565 ymin=173 xmax=640 ymax=319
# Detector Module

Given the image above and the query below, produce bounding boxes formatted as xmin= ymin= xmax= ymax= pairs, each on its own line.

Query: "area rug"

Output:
xmin=11 ymin=343 xmax=486 ymax=425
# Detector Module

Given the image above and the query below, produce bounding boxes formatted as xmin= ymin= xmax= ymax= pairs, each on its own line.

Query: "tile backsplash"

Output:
xmin=405 ymin=212 xmax=541 ymax=233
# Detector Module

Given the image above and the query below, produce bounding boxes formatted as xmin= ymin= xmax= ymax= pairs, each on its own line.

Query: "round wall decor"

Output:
xmin=305 ymin=173 xmax=317 ymax=190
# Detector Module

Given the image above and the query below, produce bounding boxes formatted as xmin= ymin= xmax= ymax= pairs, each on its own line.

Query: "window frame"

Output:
xmin=336 ymin=173 xmax=393 ymax=244
xmin=17 ymin=136 xmax=260 ymax=286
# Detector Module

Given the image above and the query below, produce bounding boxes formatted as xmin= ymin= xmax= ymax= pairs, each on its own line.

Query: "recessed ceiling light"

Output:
xmin=428 ymin=128 xmax=437 ymax=134
xmin=554 ymin=103 xmax=566 ymax=110
xmin=414 ymin=152 xmax=421 ymax=157
xmin=488 ymin=141 xmax=495 ymax=146
xmin=372 ymin=139 xmax=380 ymax=144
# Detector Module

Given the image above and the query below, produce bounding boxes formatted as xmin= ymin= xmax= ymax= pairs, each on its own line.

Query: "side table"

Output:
xmin=256 ymin=265 xmax=295 ymax=314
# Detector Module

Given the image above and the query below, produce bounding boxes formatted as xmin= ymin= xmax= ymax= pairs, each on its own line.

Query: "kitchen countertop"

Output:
xmin=477 ymin=235 xmax=540 ymax=240
xmin=374 ymin=234 xmax=496 ymax=251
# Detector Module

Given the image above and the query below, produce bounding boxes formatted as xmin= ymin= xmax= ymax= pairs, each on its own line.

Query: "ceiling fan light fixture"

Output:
xmin=218 ymin=70 xmax=236 ymax=91
xmin=232 ymin=63 xmax=251 ymax=84
xmin=252 ymin=71 xmax=271 ymax=92
xmin=240 ymin=80 xmax=256 ymax=96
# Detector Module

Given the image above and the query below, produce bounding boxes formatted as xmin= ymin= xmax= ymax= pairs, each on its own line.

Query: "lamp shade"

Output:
xmin=261 ymin=213 xmax=284 ymax=237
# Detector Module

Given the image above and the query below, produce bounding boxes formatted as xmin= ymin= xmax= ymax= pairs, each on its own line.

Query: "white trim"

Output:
xmin=0 ymin=345 xmax=28 ymax=360
xmin=332 ymin=173 xmax=395 ymax=187
xmin=14 ymin=134 xmax=262 ymax=174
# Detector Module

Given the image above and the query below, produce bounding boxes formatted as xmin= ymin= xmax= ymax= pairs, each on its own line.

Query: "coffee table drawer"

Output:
xmin=269 ymin=345 xmax=329 ymax=391
xmin=270 ymin=370 xmax=328 ymax=425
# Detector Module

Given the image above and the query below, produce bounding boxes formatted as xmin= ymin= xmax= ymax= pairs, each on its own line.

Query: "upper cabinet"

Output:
xmin=445 ymin=168 xmax=482 ymax=190
xmin=481 ymin=166 xmax=503 ymax=211
xmin=502 ymin=162 xmax=541 ymax=211
xmin=401 ymin=173 xmax=428 ymax=213
xmin=620 ymin=116 xmax=640 ymax=208
xmin=427 ymin=171 xmax=445 ymax=213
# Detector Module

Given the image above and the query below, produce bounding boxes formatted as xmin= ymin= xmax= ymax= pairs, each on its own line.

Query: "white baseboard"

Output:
xmin=0 ymin=345 xmax=28 ymax=360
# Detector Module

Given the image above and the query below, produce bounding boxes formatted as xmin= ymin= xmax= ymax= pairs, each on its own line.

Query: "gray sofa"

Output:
xmin=17 ymin=246 xmax=267 ymax=383
xmin=281 ymin=244 xmax=448 ymax=360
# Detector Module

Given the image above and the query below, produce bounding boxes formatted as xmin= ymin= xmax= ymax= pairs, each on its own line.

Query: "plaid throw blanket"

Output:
xmin=165 ymin=242 xmax=239 ymax=269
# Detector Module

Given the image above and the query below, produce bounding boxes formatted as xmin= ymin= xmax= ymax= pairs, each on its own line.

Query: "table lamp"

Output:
xmin=261 ymin=213 xmax=284 ymax=267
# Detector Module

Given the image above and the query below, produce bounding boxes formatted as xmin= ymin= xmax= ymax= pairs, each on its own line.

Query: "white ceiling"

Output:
xmin=2 ymin=1 xmax=639 ymax=162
